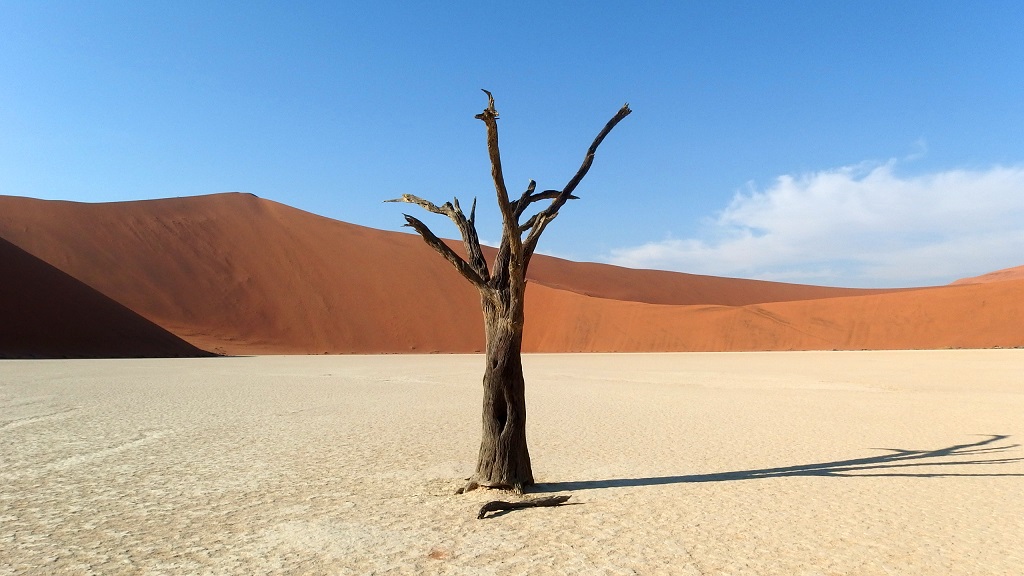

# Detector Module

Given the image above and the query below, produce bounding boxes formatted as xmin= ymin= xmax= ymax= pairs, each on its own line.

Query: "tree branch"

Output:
xmin=490 ymin=239 xmax=512 ymax=291
xmin=385 ymin=193 xmax=446 ymax=215
xmin=387 ymin=95 xmax=630 ymax=292
xmin=511 ymin=180 xmax=536 ymax=219
xmin=553 ymin=102 xmax=631 ymax=213
xmin=399 ymin=213 xmax=489 ymax=291
xmin=475 ymin=89 xmax=522 ymax=258
xmin=522 ymin=211 xmax=558 ymax=271
xmin=451 ymin=197 xmax=489 ymax=279
xmin=512 ymin=180 xmax=579 ymax=220
xmin=386 ymin=194 xmax=489 ymax=281
xmin=522 ymin=103 xmax=631 ymax=263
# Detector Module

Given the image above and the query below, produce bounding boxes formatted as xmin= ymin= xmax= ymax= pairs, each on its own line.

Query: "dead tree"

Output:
xmin=387 ymin=91 xmax=630 ymax=493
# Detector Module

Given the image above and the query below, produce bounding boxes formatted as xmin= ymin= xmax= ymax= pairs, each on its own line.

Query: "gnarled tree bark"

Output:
xmin=387 ymin=91 xmax=630 ymax=493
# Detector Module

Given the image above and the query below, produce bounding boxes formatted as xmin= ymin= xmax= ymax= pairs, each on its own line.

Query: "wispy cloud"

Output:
xmin=607 ymin=160 xmax=1024 ymax=287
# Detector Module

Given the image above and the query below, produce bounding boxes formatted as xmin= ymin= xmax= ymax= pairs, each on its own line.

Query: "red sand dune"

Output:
xmin=525 ymin=281 xmax=1024 ymax=352
xmin=0 ymin=236 xmax=211 ymax=358
xmin=524 ymin=255 xmax=898 ymax=306
xmin=0 ymin=193 xmax=484 ymax=355
xmin=1 ymin=192 xmax=1021 ymax=356
xmin=950 ymin=264 xmax=1024 ymax=285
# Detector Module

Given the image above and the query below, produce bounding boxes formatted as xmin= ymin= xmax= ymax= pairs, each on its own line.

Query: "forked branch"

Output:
xmin=511 ymin=180 xmax=537 ymax=219
xmin=386 ymin=194 xmax=489 ymax=281
xmin=398 ymin=213 xmax=489 ymax=291
xmin=511 ymin=179 xmax=579 ymax=220
xmin=389 ymin=94 xmax=630 ymax=290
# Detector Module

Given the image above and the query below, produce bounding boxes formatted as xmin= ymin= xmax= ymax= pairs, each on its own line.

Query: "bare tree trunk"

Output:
xmin=473 ymin=292 xmax=534 ymax=490
xmin=387 ymin=92 xmax=630 ymax=494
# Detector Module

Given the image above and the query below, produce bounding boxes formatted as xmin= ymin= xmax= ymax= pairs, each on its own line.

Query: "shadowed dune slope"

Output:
xmin=1 ymin=192 xmax=1021 ymax=354
xmin=0 ymin=236 xmax=212 ymax=358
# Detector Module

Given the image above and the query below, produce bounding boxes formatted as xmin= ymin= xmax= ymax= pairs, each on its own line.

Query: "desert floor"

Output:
xmin=1 ymin=351 xmax=1022 ymax=575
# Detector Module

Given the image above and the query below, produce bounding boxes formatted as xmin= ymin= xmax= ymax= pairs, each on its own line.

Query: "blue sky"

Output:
xmin=2 ymin=1 xmax=1022 ymax=287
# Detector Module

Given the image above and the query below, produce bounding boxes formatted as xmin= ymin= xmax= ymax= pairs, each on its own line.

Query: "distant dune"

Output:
xmin=524 ymin=255 xmax=900 ymax=306
xmin=525 ymin=281 xmax=1024 ymax=352
xmin=950 ymin=264 xmax=1024 ymax=285
xmin=1 ymin=192 xmax=1021 ymax=357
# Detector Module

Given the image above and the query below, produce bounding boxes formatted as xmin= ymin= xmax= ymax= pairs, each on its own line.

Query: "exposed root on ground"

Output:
xmin=476 ymin=495 xmax=572 ymax=519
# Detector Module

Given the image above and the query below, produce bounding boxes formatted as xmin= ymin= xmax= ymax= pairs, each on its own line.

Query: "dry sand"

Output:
xmin=1 ymin=351 xmax=1022 ymax=575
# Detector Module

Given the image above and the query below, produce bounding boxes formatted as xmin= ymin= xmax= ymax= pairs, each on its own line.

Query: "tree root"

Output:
xmin=476 ymin=495 xmax=571 ymax=519
xmin=455 ymin=480 xmax=479 ymax=495
xmin=455 ymin=479 xmax=527 ymax=495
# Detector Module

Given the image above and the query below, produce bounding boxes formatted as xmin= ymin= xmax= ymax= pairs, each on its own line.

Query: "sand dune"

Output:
xmin=1 ymin=192 xmax=1021 ymax=356
xmin=0 ymin=236 xmax=210 ymax=358
xmin=951 ymin=264 xmax=1024 ymax=285
xmin=524 ymin=254 xmax=900 ymax=306
xmin=0 ymin=193 xmax=484 ymax=355
xmin=525 ymin=280 xmax=1024 ymax=352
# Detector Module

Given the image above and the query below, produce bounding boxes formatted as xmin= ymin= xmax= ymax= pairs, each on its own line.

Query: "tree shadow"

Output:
xmin=535 ymin=434 xmax=1023 ymax=493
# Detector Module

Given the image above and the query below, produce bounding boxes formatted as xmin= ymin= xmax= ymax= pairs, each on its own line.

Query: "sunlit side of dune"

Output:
xmin=1 ymin=192 xmax=1020 ymax=356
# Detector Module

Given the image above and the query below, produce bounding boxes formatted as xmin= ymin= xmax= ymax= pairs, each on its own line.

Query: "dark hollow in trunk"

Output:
xmin=386 ymin=91 xmax=630 ymax=492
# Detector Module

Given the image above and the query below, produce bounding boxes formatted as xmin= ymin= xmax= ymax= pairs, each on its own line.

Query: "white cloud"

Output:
xmin=607 ymin=161 xmax=1024 ymax=287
